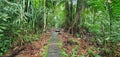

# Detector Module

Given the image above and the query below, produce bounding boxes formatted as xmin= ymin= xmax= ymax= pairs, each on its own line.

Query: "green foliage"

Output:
xmin=59 ymin=37 xmax=68 ymax=57
xmin=88 ymin=47 xmax=101 ymax=57
xmin=42 ymin=45 xmax=48 ymax=57
xmin=75 ymin=33 xmax=80 ymax=38
xmin=0 ymin=12 xmax=11 ymax=56
xmin=61 ymin=49 xmax=68 ymax=57
xmin=58 ymin=38 xmax=63 ymax=48
xmin=47 ymin=2 xmax=66 ymax=28
xmin=71 ymin=45 xmax=78 ymax=57
xmin=59 ymin=38 xmax=68 ymax=57
xmin=31 ymin=0 xmax=40 ymax=10
xmin=80 ymin=0 xmax=120 ymax=56
xmin=81 ymin=54 xmax=86 ymax=57
xmin=0 ymin=0 xmax=43 ymax=56
xmin=0 ymin=0 xmax=120 ymax=57
xmin=110 ymin=0 xmax=120 ymax=45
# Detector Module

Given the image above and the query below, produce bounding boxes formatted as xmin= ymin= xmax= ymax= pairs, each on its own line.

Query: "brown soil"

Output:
xmin=58 ymin=32 xmax=97 ymax=57
xmin=2 ymin=33 xmax=50 ymax=57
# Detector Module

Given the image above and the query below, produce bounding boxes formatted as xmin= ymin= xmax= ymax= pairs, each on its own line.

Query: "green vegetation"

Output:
xmin=71 ymin=45 xmax=79 ymax=57
xmin=42 ymin=45 xmax=48 ymax=57
xmin=0 ymin=0 xmax=42 ymax=56
xmin=0 ymin=0 xmax=120 ymax=57
xmin=59 ymin=37 xmax=68 ymax=57
xmin=88 ymin=47 xmax=101 ymax=57
xmin=58 ymin=38 xmax=63 ymax=48
xmin=61 ymin=49 xmax=68 ymax=57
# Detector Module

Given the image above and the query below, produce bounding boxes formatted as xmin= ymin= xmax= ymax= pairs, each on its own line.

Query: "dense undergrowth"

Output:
xmin=62 ymin=0 xmax=120 ymax=57
xmin=0 ymin=0 xmax=42 ymax=56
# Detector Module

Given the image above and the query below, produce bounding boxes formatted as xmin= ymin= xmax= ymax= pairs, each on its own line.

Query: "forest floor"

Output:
xmin=2 ymin=33 xmax=51 ymax=57
xmin=2 ymin=30 xmax=98 ymax=57
xmin=58 ymin=31 xmax=97 ymax=57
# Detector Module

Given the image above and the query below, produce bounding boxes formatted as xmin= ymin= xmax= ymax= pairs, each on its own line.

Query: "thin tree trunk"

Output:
xmin=70 ymin=0 xmax=73 ymax=34
xmin=107 ymin=0 xmax=111 ymax=36
xmin=65 ymin=0 xmax=70 ymax=31
xmin=43 ymin=0 xmax=46 ymax=32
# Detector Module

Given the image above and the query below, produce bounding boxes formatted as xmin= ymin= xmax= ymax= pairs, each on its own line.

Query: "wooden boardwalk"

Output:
xmin=47 ymin=32 xmax=61 ymax=57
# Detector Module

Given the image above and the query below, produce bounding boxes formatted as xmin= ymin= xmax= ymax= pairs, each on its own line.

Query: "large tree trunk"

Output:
xmin=64 ymin=0 xmax=74 ymax=33
xmin=68 ymin=0 xmax=85 ymax=34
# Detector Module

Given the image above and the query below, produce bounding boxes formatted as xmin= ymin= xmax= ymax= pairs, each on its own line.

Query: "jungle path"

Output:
xmin=47 ymin=32 xmax=61 ymax=57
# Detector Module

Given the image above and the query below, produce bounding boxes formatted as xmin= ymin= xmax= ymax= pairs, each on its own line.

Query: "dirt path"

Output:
xmin=47 ymin=32 xmax=61 ymax=57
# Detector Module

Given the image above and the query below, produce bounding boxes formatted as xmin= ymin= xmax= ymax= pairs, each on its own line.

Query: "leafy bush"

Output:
xmin=80 ymin=0 xmax=120 ymax=56
xmin=0 ymin=0 xmax=42 ymax=56
xmin=0 ymin=12 xmax=11 ymax=56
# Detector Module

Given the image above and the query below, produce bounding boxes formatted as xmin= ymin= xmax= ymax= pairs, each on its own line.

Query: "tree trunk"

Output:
xmin=43 ymin=0 xmax=46 ymax=32
xmin=65 ymin=0 xmax=70 ymax=31
xmin=68 ymin=0 xmax=85 ymax=34
xmin=107 ymin=0 xmax=111 ymax=34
